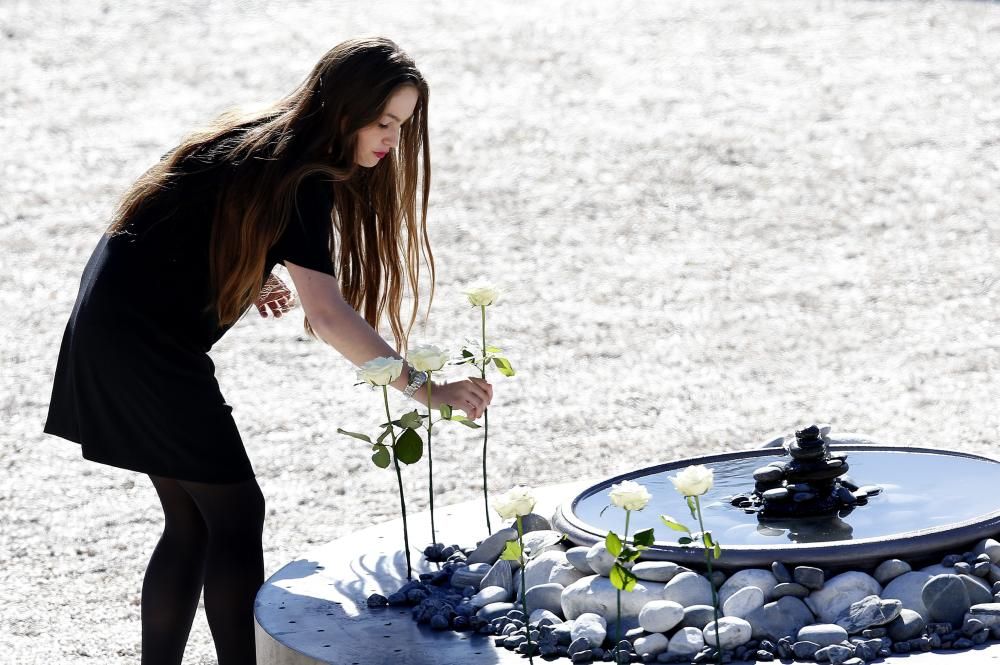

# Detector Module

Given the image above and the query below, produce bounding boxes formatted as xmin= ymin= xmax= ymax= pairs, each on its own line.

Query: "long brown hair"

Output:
xmin=107 ymin=37 xmax=434 ymax=353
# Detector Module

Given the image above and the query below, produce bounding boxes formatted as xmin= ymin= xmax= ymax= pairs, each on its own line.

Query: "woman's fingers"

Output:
xmin=468 ymin=377 xmax=494 ymax=405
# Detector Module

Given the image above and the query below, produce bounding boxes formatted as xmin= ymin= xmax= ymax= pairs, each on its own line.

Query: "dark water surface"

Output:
xmin=573 ymin=450 xmax=1000 ymax=545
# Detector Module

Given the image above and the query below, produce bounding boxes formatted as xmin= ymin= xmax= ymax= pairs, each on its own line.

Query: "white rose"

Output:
xmin=609 ymin=480 xmax=652 ymax=511
xmin=669 ymin=465 xmax=714 ymax=497
xmin=494 ymin=485 xmax=536 ymax=520
xmin=406 ymin=344 xmax=449 ymax=372
xmin=465 ymin=286 xmax=499 ymax=307
xmin=357 ymin=357 xmax=404 ymax=387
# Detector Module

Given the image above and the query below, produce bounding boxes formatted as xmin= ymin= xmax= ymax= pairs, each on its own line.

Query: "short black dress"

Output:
xmin=44 ymin=160 xmax=337 ymax=484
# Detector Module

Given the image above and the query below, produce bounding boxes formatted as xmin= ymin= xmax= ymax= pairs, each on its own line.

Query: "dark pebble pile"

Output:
xmin=368 ymin=544 xmax=1000 ymax=664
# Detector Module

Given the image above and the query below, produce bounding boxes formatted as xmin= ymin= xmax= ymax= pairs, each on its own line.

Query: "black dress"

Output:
xmin=43 ymin=160 xmax=337 ymax=484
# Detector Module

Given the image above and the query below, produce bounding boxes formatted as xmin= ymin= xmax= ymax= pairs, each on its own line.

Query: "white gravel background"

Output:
xmin=2 ymin=1 xmax=999 ymax=663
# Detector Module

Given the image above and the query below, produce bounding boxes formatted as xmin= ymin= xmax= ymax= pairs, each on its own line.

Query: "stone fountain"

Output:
xmin=551 ymin=426 xmax=1000 ymax=569
xmin=256 ymin=425 xmax=1000 ymax=665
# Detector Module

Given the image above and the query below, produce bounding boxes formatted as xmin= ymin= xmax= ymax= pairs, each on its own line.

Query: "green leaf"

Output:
xmin=659 ymin=515 xmax=691 ymax=533
xmin=713 ymin=542 xmax=722 ymax=559
xmin=686 ymin=496 xmax=698 ymax=520
xmin=336 ymin=428 xmax=372 ymax=444
xmin=486 ymin=345 xmax=503 ymax=353
xmin=605 ymin=531 xmax=623 ymax=557
xmin=621 ymin=546 xmax=641 ymax=563
xmin=702 ymin=532 xmax=713 ymax=549
xmin=678 ymin=536 xmax=693 ymax=545
xmin=499 ymin=539 xmax=522 ymax=561
xmin=492 ymin=356 xmax=515 ymax=377
xmin=371 ymin=444 xmax=391 ymax=469
xmin=440 ymin=404 xmax=453 ymax=419
xmin=395 ymin=428 xmax=423 ymax=464
xmin=376 ymin=428 xmax=392 ymax=444
xmin=449 ymin=415 xmax=482 ymax=429
xmin=399 ymin=410 xmax=422 ymax=429
xmin=461 ymin=349 xmax=475 ymax=359
xmin=632 ymin=528 xmax=655 ymax=549
xmin=610 ymin=562 xmax=637 ymax=592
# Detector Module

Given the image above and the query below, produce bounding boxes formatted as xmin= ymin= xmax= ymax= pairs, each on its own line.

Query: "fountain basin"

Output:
xmin=551 ymin=445 xmax=1000 ymax=570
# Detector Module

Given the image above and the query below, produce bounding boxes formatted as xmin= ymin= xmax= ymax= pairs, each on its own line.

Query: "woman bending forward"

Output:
xmin=44 ymin=37 xmax=492 ymax=665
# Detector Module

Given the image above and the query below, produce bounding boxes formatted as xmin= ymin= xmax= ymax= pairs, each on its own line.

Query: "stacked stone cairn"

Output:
xmin=369 ymin=518 xmax=1000 ymax=663
xmin=730 ymin=425 xmax=882 ymax=519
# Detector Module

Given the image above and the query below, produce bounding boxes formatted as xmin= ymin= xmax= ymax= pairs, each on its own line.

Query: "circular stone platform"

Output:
xmin=254 ymin=481 xmax=1000 ymax=665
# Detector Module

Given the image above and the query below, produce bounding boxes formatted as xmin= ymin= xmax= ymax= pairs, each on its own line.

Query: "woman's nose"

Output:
xmin=384 ymin=128 xmax=400 ymax=148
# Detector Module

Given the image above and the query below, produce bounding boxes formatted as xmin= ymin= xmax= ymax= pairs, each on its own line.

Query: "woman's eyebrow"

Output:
xmin=385 ymin=113 xmax=412 ymax=123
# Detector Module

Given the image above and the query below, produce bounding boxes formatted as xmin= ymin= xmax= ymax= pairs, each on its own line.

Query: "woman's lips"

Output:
xmin=374 ymin=151 xmax=387 ymax=159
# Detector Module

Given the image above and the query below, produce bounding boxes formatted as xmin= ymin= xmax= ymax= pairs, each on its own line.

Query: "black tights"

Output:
xmin=141 ymin=475 xmax=265 ymax=665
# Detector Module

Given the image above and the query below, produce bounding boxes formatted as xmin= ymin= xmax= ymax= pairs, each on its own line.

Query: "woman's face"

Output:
xmin=354 ymin=85 xmax=419 ymax=168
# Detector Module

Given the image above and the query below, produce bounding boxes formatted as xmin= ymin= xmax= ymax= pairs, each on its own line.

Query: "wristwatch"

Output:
xmin=403 ymin=367 xmax=428 ymax=399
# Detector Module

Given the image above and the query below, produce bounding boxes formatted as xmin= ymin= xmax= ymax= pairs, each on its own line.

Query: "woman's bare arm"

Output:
xmin=284 ymin=260 xmax=493 ymax=417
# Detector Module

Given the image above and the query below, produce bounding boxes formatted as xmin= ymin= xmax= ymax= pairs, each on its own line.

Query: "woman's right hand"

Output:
xmin=427 ymin=377 xmax=493 ymax=421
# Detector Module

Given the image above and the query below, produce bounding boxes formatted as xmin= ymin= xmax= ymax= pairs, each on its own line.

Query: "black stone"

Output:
xmin=771 ymin=561 xmax=792 ymax=584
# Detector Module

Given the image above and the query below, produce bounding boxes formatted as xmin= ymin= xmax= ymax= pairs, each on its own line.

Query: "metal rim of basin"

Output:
xmin=550 ymin=445 xmax=1000 ymax=570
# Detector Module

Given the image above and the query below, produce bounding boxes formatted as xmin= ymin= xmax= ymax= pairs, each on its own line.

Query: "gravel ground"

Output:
xmin=2 ymin=1 xmax=999 ymax=663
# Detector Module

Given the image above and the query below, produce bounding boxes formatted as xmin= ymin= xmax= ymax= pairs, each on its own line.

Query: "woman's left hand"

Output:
xmin=256 ymin=273 xmax=297 ymax=318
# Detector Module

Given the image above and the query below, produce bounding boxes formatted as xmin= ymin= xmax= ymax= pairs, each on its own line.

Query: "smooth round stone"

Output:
xmin=771 ymin=561 xmax=792 ymax=584
xmin=467 ymin=527 xmax=518 ymax=565
xmin=525 ymin=583 xmax=566 ymax=618
xmin=566 ymin=546 xmax=594 ymax=574
xmin=477 ymin=601 xmax=517 ymax=621
xmin=703 ymin=617 xmax=752 ymax=649
xmin=552 ymin=620 xmax=575 ymax=645
xmin=567 ymin=636 xmax=591 ymax=657
xmin=561 ymin=575 xmax=667 ymax=621
xmin=518 ymin=512 xmax=552 ymax=534
xmin=745 ymin=596 xmax=817 ymax=641
xmin=762 ymin=488 xmax=789 ymax=501
xmin=667 ymin=627 xmax=705 ymax=656
xmin=805 ymin=572 xmax=881 ymax=624
xmin=815 ymin=644 xmax=852 ymax=664
xmin=530 ymin=608 xmax=562 ymax=625
xmin=882 ymin=571 xmax=934 ymax=620
xmin=633 ymin=632 xmax=669 ymax=657
xmin=797 ymin=623 xmax=848 ymax=647
xmin=792 ymin=641 xmax=821 ymax=659
xmin=680 ymin=605 xmax=716 ymax=630
xmin=873 ymin=559 xmax=912 ymax=585
xmin=663 ymin=571 xmax=714 ymax=607
xmin=585 ymin=542 xmax=616 ymax=576
xmin=787 ymin=442 xmax=825 ymax=459
xmin=521 ymin=530 xmax=567 ymax=558
xmin=773 ymin=583 xmax=810 ymax=599
xmin=793 ymin=566 xmax=825 ymax=591
xmin=638 ymin=600 xmax=684 ymax=633
xmin=523 ymin=551 xmax=586 ymax=591
xmin=451 ymin=563 xmax=492 ymax=589
xmin=967 ymin=603 xmax=1000 ymax=628
xmin=471 ymin=585 xmax=511 ymax=608
xmin=833 ymin=595 xmax=902 ymax=634
xmin=922 ymin=574 xmax=971 ymax=625
xmin=481 ymin=559 xmax=516 ymax=596
xmin=753 ymin=466 xmax=783 ymax=483
xmin=960 ymin=574 xmax=994 ymax=606
xmin=571 ymin=612 xmax=607 ymax=648
xmin=632 ymin=561 xmax=683 ymax=583
xmin=719 ymin=569 xmax=778 ymax=606
xmin=887 ymin=609 xmax=926 ymax=641
xmin=973 ymin=538 xmax=1000 ymax=565
xmin=722 ymin=586 xmax=765 ymax=619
